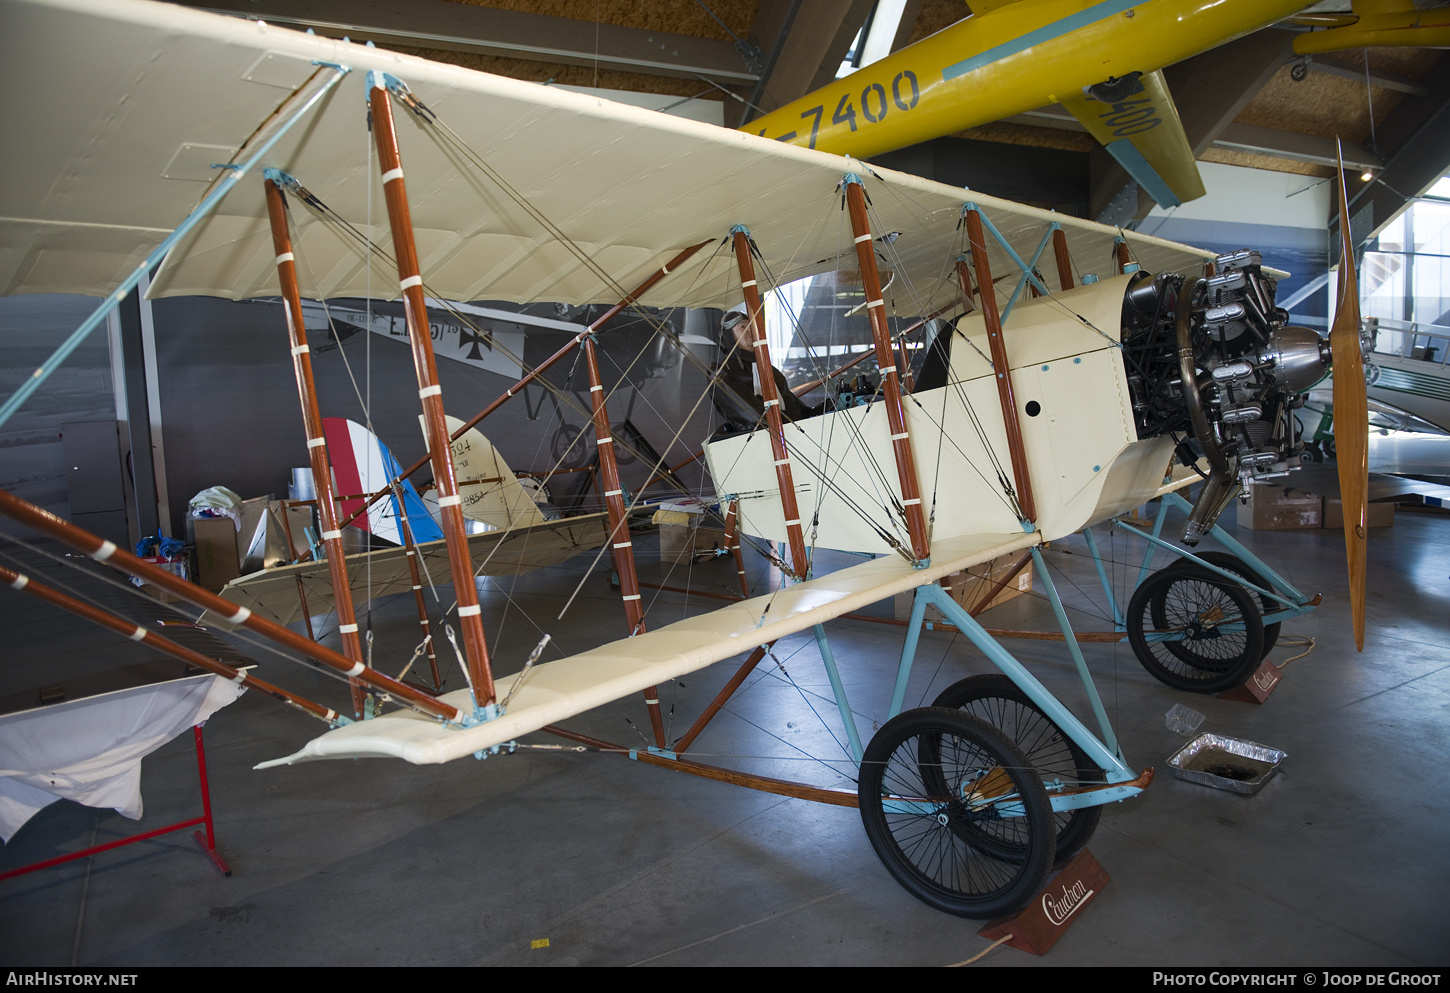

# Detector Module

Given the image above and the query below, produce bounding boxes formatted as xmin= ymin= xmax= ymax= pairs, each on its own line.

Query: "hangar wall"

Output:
xmin=0 ymin=293 xmax=716 ymax=541
xmin=1142 ymin=161 xmax=1334 ymax=330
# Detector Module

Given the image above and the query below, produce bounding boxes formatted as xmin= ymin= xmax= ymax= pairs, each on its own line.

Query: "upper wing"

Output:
xmin=1 ymin=0 xmax=1218 ymax=314
xmin=1060 ymin=70 xmax=1205 ymax=209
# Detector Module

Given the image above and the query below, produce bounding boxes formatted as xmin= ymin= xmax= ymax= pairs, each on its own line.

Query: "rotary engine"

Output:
xmin=1120 ymin=250 xmax=1331 ymax=544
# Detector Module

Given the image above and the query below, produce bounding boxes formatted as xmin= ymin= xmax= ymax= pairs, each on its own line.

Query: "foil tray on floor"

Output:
xmin=1167 ymin=733 xmax=1286 ymax=795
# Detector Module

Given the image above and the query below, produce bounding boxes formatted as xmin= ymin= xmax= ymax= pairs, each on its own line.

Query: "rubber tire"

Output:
xmin=1126 ymin=566 xmax=1265 ymax=693
xmin=1162 ymin=552 xmax=1281 ymax=659
xmin=932 ymin=675 xmax=1102 ymax=865
xmin=858 ymin=707 xmax=1054 ymax=919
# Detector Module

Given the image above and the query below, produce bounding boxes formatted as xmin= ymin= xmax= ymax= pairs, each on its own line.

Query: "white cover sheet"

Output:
xmin=0 ymin=674 xmax=243 ymax=842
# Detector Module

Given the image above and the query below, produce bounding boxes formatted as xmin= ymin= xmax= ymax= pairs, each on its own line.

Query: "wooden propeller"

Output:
xmin=1331 ymin=145 xmax=1369 ymax=651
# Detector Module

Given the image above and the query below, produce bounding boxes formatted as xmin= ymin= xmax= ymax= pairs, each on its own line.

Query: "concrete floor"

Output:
xmin=1 ymin=507 xmax=1447 ymax=967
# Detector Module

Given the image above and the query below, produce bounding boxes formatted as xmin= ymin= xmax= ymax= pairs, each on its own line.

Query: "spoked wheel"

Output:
xmin=858 ymin=707 xmax=1054 ymax=919
xmin=932 ymin=675 xmax=1102 ymax=865
xmin=1162 ymin=552 xmax=1281 ymax=659
xmin=1126 ymin=566 xmax=1264 ymax=693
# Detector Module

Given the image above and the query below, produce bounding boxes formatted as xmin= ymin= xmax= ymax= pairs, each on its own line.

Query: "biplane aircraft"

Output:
xmin=0 ymin=0 xmax=1371 ymax=919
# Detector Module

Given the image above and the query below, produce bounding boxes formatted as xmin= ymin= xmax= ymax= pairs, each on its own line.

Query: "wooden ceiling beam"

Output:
xmin=1333 ymin=53 xmax=1450 ymax=262
xmin=1167 ymin=28 xmax=1295 ymax=157
xmin=1306 ymin=56 xmax=1429 ymax=98
xmin=737 ymin=0 xmax=873 ymax=126
xmin=174 ymin=0 xmax=759 ymax=83
xmin=1212 ymin=122 xmax=1380 ymax=170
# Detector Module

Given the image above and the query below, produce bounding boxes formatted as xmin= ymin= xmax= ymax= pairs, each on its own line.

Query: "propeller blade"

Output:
xmin=1330 ymin=142 xmax=1368 ymax=651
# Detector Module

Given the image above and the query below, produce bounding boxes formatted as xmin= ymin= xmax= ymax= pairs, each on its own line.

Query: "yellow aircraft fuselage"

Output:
xmin=745 ymin=0 xmax=1309 ymax=160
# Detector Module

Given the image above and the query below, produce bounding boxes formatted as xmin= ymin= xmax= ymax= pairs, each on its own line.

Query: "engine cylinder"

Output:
xmin=1116 ymin=251 xmax=1332 ymax=541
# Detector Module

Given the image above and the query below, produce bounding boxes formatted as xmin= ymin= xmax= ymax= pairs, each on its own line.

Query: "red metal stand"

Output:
xmin=0 ymin=724 xmax=231 ymax=881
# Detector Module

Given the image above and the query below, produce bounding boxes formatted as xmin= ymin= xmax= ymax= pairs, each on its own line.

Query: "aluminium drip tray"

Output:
xmin=1167 ymin=733 xmax=1287 ymax=795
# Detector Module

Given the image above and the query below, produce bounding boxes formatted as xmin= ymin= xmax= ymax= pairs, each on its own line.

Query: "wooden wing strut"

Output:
xmin=369 ymin=75 xmax=495 ymax=707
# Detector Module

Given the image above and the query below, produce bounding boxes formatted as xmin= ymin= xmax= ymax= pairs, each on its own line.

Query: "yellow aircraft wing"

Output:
xmin=1293 ymin=0 xmax=1450 ymax=54
xmin=1059 ymin=70 xmax=1206 ymax=208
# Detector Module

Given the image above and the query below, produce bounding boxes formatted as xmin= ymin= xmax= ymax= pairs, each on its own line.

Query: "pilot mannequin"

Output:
xmin=713 ymin=309 xmax=810 ymax=431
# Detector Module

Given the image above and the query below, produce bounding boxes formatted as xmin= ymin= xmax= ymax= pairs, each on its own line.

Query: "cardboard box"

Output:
xmin=133 ymin=554 xmax=189 ymax=603
xmin=895 ymin=554 xmax=1033 ymax=621
xmin=659 ymin=522 xmax=728 ymax=564
xmin=1323 ymin=498 xmax=1395 ymax=529
xmin=1236 ymin=484 xmax=1323 ymax=531
xmin=949 ymin=555 xmax=1034 ymax=613
xmin=192 ymin=516 xmax=240 ymax=591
